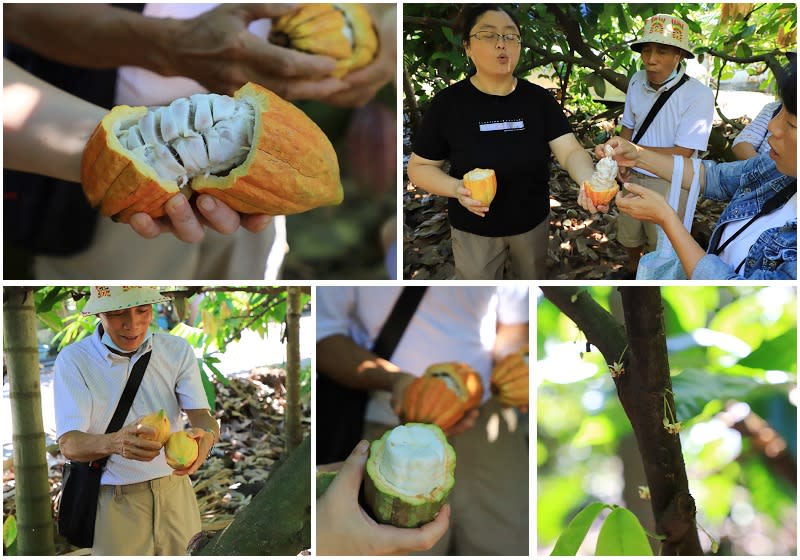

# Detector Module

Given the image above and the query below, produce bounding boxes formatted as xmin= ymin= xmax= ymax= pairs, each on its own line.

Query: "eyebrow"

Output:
xmin=476 ymin=23 xmax=518 ymax=31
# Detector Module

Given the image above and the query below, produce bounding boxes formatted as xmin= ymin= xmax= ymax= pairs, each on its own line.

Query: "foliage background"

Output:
xmin=537 ymin=286 xmax=797 ymax=555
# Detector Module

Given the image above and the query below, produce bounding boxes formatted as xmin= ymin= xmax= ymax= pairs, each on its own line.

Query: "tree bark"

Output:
xmin=542 ymin=286 xmax=703 ymax=555
xmin=3 ymin=287 xmax=55 ymax=555
xmin=284 ymin=287 xmax=302 ymax=453
xmin=194 ymin=436 xmax=311 ymax=555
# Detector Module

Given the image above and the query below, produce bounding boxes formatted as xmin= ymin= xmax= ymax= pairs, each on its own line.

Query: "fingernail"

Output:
xmin=354 ymin=440 xmax=369 ymax=455
xmin=198 ymin=196 xmax=216 ymax=212
xmin=166 ymin=194 xmax=187 ymax=211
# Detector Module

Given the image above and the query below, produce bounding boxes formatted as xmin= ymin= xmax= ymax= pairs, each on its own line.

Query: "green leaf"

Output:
xmin=3 ymin=514 xmax=17 ymax=548
xmin=737 ymin=329 xmax=797 ymax=372
xmin=595 ymin=507 xmax=653 ymax=555
xmin=440 ymin=25 xmax=460 ymax=47
xmin=37 ymin=287 xmax=66 ymax=313
xmin=671 ymin=369 xmax=762 ymax=421
xmin=551 ymin=502 xmax=608 ymax=555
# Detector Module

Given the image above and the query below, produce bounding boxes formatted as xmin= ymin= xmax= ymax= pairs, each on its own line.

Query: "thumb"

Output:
xmin=331 ymin=440 xmax=370 ymax=495
xmin=622 ymin=182 xmax=647 ymax=196
xmin=235 ymin=2 xmax=299 ymax=22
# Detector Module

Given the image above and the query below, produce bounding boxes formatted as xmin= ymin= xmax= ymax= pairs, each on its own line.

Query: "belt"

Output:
xmin=102 ymin=474 xmax=182 ymax=495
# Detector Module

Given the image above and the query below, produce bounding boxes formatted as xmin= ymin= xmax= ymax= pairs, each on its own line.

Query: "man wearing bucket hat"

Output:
xmin=606 ymin=13 xmax=714 ymax=279
xmin=54 ymin=286 xmax=219 ymax=554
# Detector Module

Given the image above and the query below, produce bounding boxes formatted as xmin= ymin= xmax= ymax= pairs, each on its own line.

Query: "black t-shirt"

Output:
xmin=413 ymin=78 xmax=572 ymax=237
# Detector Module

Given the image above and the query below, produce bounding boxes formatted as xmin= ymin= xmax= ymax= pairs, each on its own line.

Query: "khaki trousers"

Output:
xmin=617 ymin=171 xmax=688 ymax=252
xmin=364 ymin=399 xmax=529 ymax=555
xmin=92 ymin=474 xmax=201 ymax=555
xmin=451 ymin=219 xmax=548 ymax=279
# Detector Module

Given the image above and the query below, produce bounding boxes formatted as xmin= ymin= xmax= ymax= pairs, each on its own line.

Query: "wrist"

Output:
xmin=139 ymin=16 xmax=182 ymax=76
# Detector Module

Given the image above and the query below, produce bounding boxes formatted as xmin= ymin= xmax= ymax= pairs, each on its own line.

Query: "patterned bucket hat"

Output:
xmin=82 ymin=286 xmax=172 ymax=315
xmin=631 ymin=14 xmax=695 ymax=59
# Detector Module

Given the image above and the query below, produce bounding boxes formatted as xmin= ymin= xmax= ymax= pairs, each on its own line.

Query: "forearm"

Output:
xmin=732 ymin=142 xmax=757 ymax=160
xmin=4 ymin=59 xmax=106 ymax=181
xmin=493 ymin=322 xmax=529 ymax=363
xmin=317 ymin=335 xmax=404 ymax=392
xmin=58 ymin=430 xmax=119 ymax=462
xmin=660 ymin=212 xmax=707 ymax=278
xmin=4 ymin=5 xmax=174 ymax=74
xmin=633 ymin=147 xmax=705 ymax=191
xmin=407 ymin=157 xmax=460 ymax=198
xmin=186 ymin=410 xmax=220 ymax=442
xmin=562 ymin=147 xmax=595 ymax=187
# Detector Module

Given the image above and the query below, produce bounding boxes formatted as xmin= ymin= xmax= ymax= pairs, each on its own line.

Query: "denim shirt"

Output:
xmin=693 ymin=155 xmax=796 ymax=280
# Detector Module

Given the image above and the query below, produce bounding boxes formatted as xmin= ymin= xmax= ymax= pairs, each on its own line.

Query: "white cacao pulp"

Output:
xmin=115 ymin=93 xmax=255 ymax=188
xmin=378 ymin=424 xmax=446 ymax=496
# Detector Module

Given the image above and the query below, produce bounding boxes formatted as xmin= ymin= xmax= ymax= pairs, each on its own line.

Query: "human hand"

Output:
xmin=128 ymin=193 xmax=273 ymax=243
xmin=165 ymin=4 xmax=348 ymax=100
xmin=316 ymin=440 xmax=450 ymax=555
xmin=618 ymin=165 xmax=632 ymax=182
xmin=115 ymin=418 xmax=163 ymax=461
xmin=577 ymin=183 xmax=609 ymax=214
xmin=614 ymin=183 xmax=674 ymax=226
xmin=321 ymin=6 xmax=396 ymax=107
xmin=456 ymin=184 xmax=490 ymax=218
xmin=171 ymin=427 xmax=214 ymax=476
xmin=595 ymin=136 xmax=640 ymax=168
xmin=445 ymin=408 xmax=479 ymax=438
xmin=390 ymin=372 xmax=417 ymax=416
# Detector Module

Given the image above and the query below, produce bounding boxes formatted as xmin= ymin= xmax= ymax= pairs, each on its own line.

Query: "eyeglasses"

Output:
xmin=470 ymin=31 xmax=522 ymax=44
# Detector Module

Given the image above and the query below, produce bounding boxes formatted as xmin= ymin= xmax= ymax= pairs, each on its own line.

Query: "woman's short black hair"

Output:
xmin=779 ymin=58 xmax=796 ymax=115
xmin=457 ymin=4 xmax=521 ymax=46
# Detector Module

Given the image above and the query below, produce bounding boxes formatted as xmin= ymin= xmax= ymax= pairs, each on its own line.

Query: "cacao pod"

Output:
xmin=582 ymin=180 xmax=619 ymax=207
xmin=490 ymin=345 xmax=529 ymax=408
xmin=402 ymin=362 xmax=483 ymax=431
xmin=269 ymin=4 xmax=378 ymax=78
xmin=81 ymin=82 xmax=343 ymax=223
xmin=463 ymin=168 xmax=497 ymax=206
xmin=164 ymin=431 xmax=199 ymax=470
xmin=139 ymin=409 xmax=170 ymax=445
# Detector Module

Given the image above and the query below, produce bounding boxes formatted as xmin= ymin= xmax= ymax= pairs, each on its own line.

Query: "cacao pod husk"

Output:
xmin=490 ymin=345 xmax=529 ymax=408
xmin=402 ymin=362 xmax=483 ymax=431
xmin=164 ymin=431 xmax=199 ymax=470
xmin=463 ymin=168 xmax=497 ymax=206
xmin=583 ymin=180 xmax=619 ymax=207
xmin=139 ymin=409 xmax=170 ymax=445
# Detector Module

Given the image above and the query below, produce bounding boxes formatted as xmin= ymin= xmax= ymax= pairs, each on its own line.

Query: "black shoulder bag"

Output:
xmin=632 ymin=74 xmax=690 ymax=144
xmin=316 ymin=287 xmax=428 ymax=464
xmin=57 ymin=350 xmax=152 ymax=548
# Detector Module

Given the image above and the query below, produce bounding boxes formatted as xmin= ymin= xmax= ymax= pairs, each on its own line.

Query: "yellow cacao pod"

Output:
xmin=490 ymin=345 xmax=529 ymax=408
xmin=165 ymin=431 xmax=199 ymax=470
xmin=270 ymin=4 xmax=379 ymax=78
xmin=139 ymin=409 xmax=170 ymax=445
xmin=81 ymin=82 xmax=343 ymax=223
xmin=463 ymin=168 xmax=497 ymax=206
xmin=402 ymin=362 xmax=484 ymax=431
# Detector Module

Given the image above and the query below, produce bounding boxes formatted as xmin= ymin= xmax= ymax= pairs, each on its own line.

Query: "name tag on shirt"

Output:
xmin=479 ymin=119 xmax=525 ymax=132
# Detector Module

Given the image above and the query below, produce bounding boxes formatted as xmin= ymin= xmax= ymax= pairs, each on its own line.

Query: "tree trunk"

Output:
xmin=542 ymin=286 xmax=703 ymax=555
xmin=194 ymin=436 xmax=311 ymax=555
xmin=284 ymin=287 xmax=302 ymax=453
xmin=3 ymin=288 xmax=55 ymax=555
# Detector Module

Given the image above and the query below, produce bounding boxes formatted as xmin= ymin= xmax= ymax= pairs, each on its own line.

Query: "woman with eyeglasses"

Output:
xmin=407 ymin=4 xmax=595 ymax=279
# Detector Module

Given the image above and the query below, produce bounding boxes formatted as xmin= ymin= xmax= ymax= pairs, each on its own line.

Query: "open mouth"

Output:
xmin=497 ymin=55 xmax=509 ymax=63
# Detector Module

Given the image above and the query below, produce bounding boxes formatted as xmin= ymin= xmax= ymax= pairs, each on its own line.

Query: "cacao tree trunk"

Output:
xmin=3 ymin=288 xmax=55 ymax=555
xmin=284 ymin=287 xmax=302 ymax=453
xmin=194 ymin=436 xmax=311 ymax=555
xmin=542 ymin=286 xmax=703 ymax=556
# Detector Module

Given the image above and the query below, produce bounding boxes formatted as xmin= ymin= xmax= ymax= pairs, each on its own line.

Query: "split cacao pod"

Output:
xmin=402 ymin=362 xmax=483 ymax=431
xmin=490 ymin=345 xmax=529 ymax=408
xmin=81 ymin=82 xmax=343 ymax=223
xmin=269 ymin=4 xmax=378 ymax=78
xmin=463 ymin=168 xmax=497 ymax=206
xmin=138 ymin=409 xmax=170 ymax=445
xmin=582 ymin=180 xmax=619 ymax=207
xmin=164 ymin=431 xmax=199 ymax=470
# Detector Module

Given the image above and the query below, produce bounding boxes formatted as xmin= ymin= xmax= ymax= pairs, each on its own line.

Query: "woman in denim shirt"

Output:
xmin=580 ymin=62 xmax=796 ymax=280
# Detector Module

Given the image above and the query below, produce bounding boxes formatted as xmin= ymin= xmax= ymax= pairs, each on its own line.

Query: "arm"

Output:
xmin=732 ymin=142 xmax=758 ymax=160
xmin=407 ymin=153 xmax=488 ymax=217
xmin=58 ymin=420 xmax=162 ymax=463
xmin=549 ymin=133 xmax=594 ymax=188
xmin=493 ymin=322 xmax=529 ymax=364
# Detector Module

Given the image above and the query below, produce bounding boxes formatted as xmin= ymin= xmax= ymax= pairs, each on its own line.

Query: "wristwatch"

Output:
xmin=203 ymin=427 xmax=217 ymax=459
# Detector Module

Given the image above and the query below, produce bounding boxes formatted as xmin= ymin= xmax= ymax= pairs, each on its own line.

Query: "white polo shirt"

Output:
xmin=622 ymin=66 xmax=715 ymax=177
xmin=316 ymin=286 xmax=530 ymax=425
xmin=54 ymin=326 xmax=208 ymax=485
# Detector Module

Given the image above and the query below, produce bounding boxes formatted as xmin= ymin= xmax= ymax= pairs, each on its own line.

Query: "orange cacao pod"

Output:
xmin=270 ymin=4 xmax=378 ymax=78
xmin=463 ymin=168 xmax=497 ymax=206
xmin=81 ymin=82 xmax=343 ymax=223
xmin=582 ymin=180 xmax=619 ymax=207
xmin=402 ymin=362 xmax=484 ymax=431
xmin=490 ymin=345 xmax=529 ymax=408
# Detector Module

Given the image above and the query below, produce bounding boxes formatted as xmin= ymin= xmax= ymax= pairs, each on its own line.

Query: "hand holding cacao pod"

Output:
xmin=137 ymin=409 xmax=171 ymax=445
xmin=401 ymin=362 xmax=484 ymax=432
xmin=165 ymin=431 xmax=200 ymax=470
xmin=81 ymin=82 xmax=343 ymax=224
xmin=490 ymin=345 xmax=529 ymax=409
xmin=269 ymin=4 xmax=379 ymax=78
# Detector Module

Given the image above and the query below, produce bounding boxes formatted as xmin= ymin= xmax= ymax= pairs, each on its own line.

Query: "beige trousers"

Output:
xmin=617 ymin=171 xmax=688 ymax=252
xmin=451 ymin=219 xmax=548 ymax=279
xmin=364 ymin=398 xmax=529 ymax=555
xmin=92 ymin=474 xmax=201 ymax=555
xmin=35 ymin=215 xmax=285 ymax=280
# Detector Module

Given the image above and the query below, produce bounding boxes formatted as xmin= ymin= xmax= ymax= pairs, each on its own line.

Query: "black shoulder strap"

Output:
xmin=632 ymin=74 xmax=690 ymax=144
xmin=371 ymin=287 xmax=428 ymax=360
